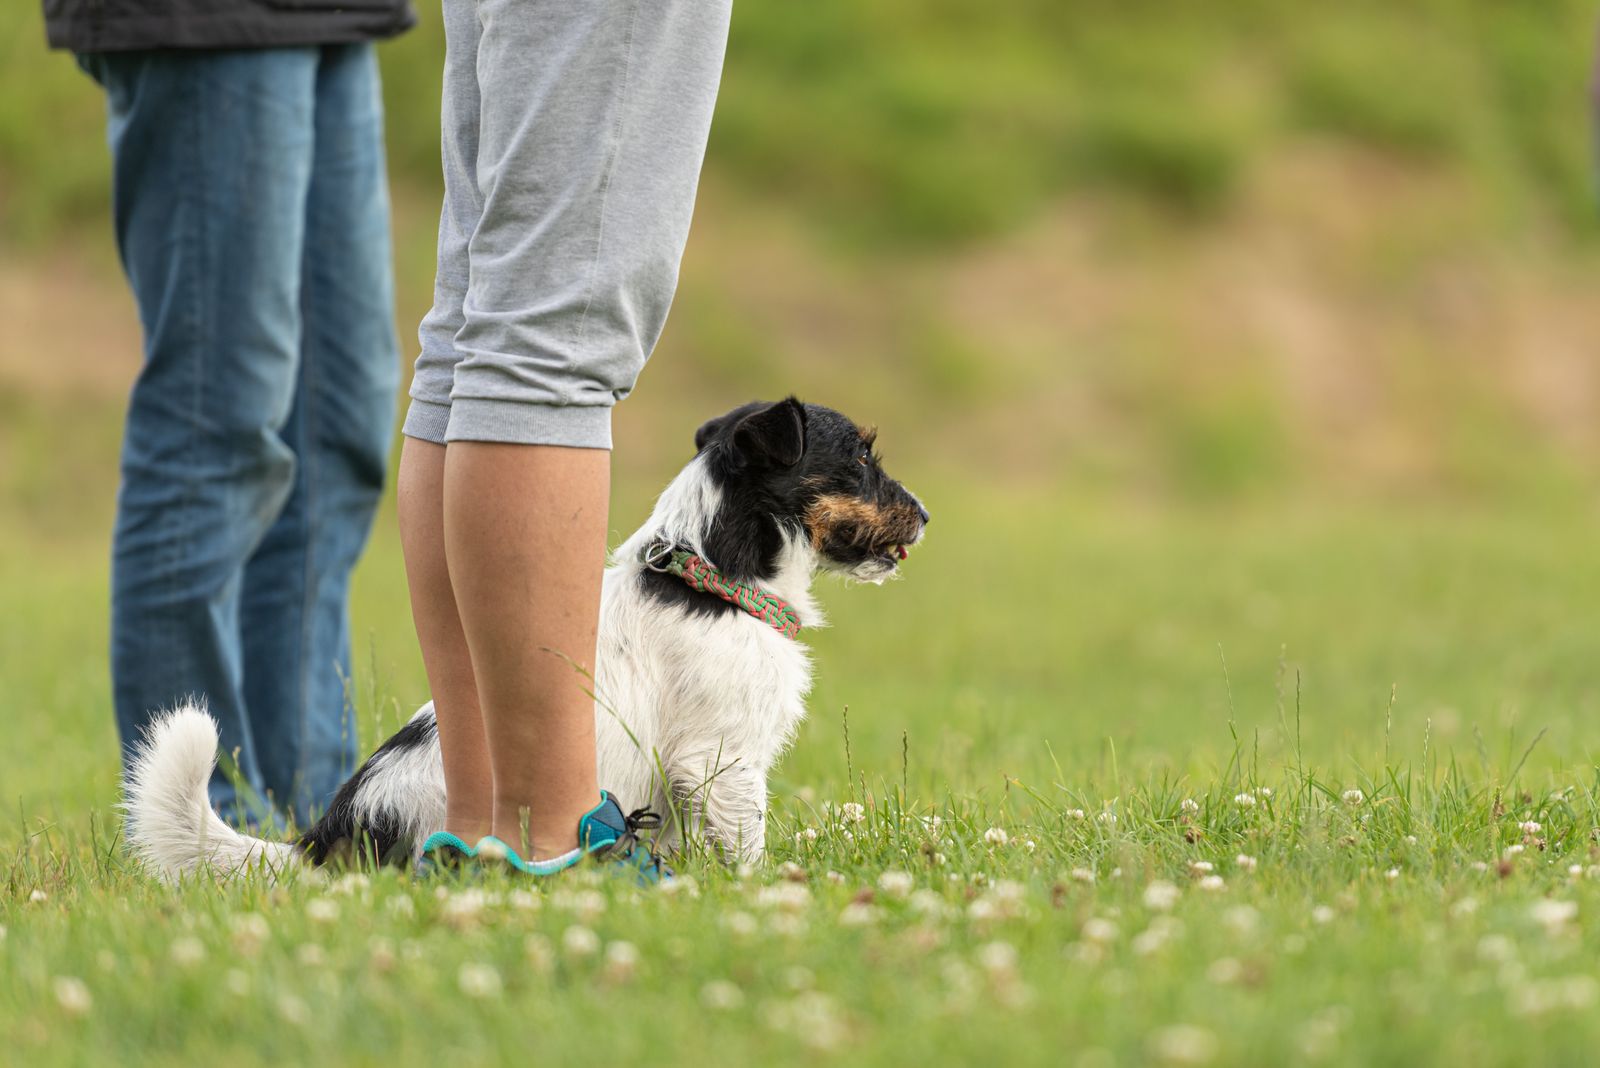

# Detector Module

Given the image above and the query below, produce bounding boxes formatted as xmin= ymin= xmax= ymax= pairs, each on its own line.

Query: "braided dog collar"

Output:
xmin=641 ymin=538 xmax=802 ymax=640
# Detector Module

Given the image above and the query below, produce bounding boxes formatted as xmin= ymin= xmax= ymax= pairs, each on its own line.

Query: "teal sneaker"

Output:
xmin=472 ymin=792 xmax=672 ymax=885
xmin=578 ymin=792 xmax=674 ymax=886
xmin=413 ymin=830 xmax=476 ymax=878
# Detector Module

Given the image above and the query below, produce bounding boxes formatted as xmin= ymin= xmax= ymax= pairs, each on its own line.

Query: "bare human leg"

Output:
xmin=396 ymin=436 xmax=491 ymax=843
xmin=442 ymin=441 xmax=608 ymax=860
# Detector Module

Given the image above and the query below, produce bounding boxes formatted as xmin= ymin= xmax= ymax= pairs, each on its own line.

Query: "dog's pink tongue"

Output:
xmin=896 ymin=545 xmax=908 ymax=561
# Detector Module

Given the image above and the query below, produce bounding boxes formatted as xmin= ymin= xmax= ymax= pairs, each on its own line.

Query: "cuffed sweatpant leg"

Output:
xmin=403 ymin=0 xmax=731 ymax=449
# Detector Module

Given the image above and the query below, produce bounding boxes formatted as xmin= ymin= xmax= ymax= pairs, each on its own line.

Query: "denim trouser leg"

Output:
xmin=242 ymin=47 xmax=399 ymax=825
xmin=88 ymin=47 xmax=397 ymax=826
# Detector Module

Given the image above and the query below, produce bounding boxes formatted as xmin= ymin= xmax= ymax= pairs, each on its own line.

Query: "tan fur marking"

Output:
xmin=805 ymin=493 xmax=921 ymax=552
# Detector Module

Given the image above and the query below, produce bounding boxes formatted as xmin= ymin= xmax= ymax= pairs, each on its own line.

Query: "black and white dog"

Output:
xmin=124 ymin=398 xmax=928 ymax=879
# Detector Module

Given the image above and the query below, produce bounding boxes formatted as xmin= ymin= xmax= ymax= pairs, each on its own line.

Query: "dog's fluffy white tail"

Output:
xmin=122 ymin=703 xmax=299 ymax=882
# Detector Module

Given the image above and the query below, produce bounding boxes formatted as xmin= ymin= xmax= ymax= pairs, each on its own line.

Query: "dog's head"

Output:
xmin=692 ymin=397 xmax=928 ymax=583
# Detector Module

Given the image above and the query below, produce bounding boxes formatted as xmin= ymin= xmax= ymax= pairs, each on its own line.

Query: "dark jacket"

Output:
xmin=43 ymin=0 xmax=414 ymax=54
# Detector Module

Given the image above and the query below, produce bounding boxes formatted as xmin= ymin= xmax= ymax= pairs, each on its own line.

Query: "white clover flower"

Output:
xmin=878 ymin=870 xmax=914 ymax=898
xmin=1470 ymin=860 xmax=1490 ymax=873
xmin=1255 ymin=787 xmax=1273 ymax=800
xmin=1149 ymin=1024 xmax=1218 ymax=1065
xmin=563 ymin=925 xmax=601 ymax=958
xmin=170 ymin=936 xmax=205 ymax=968
xmin=1065 ymin=808 xmax=1087 ymax=821
xmin=53 ymin=977 xmax=91 ymax=1017
xmin=570 ymin=889 xmax=606 ymax=923
xmin=507 ymin=889 xmax=540 ymax=911
xmin=783 ymin=966 xmax=815 ymax=991
xmin=1143 ymin=880 xmax=1182 ymax=911
xmin=1450 ymin=897 xmax=1479 ymax=918
xmin=1341 ymin=789 xmax=1365 ymax=807
xmin=386 ymin=895 xmax=416 ymax=918
xmin=277 ymin=994 xmax=309 ymax=1027
xmin=1207 ymin=957 xmax=1244 ymax=985
xmin=909 ymin=889 xmax=946 ymax=917
xmin=1097 ymin=812 xmax=1118 ymax=826
xmin=1180 ymin=798 xmax=1200 ymax=814
xmin=777 ymin=860 xmax=806 ymax=882
xmin=976 ymin=940 xmax=1019 ymax=974
xmin=768 ymin=913 xmax=807 ymax=938
xmin=1069 ymin=867 xmax=1096 ymax=884
xmin=1504 ymin=844 xmax=1525 ymax=858
xmin=1189 ymin=861 xmax=1215 ymax=875
xmin=839 ymin=902 xmax=880 ymax=927
xmin=755 ymin=883 xmax=811 ymax=913
xmin=920 ymin=815 xmax=944 ymax=836
xmin=305 ymin=897 xmax=339 ymax=925
xmin=1235 ymin=854 xmax=1258 ymax=872
xmin=230 ymin=913 xmax=270 ymax=956
xmin=1311 ymin=904 xmax=1336 ymax=925
xmin=603 ymin=941 xmax=640 ymax=983
xmin=225 ymin=969 xmax=251 ymax=996
xmin=825 ymin=871 xmax=847 ymax=885
xmin=984 ymin=826 xmax=1009 ymax=846
xmin=931 ymin=852 xmax=947 ymax=867
xmin=1223 ymin=907 xmax=1259 ymax=936
xmin=1510 ymin=975 xmax=1600 ymax=1017
xmin=441 ymin=888 xmax=487 ymax=929
xmin=701 ymin=980 xmax=744 ymax=1010
xmin=840 ymin=802 xmax=866 ymax=824
xmin=331 ymin=872 xmax=370 ymax=896
xmin=1132 ymin=920 xmax=1177 ymax=956
xmin=1196 ymin=874 xmax=1226 ymax=892
xmin=1531 ymin=899 xmax=1578 ymax=932
xmin=458 ymin=962 xmax=502 ymax=999
xmin=1477 ymin=933 xmax=1517 ymax=963
xmin=295 ymin=944 xmax=326 ymax=968
xmin=29 ymin=889 xmax=48 ymax=904
xmin=1519 ymin=820 xmax=1543 ymax=835
xmin=659 ymin=874 xmax=700 ymax=898
xmin=1385 ymin=868 xmax=1400 ymax=881
xmin=1020 ymin=838 xmax=1037 ymax=853
xmin=968 ymin=897 xmax=999 ymax=922
xmin=1233 ymin=793 xmax=1256 ymax=808
xmin=369 ymin=939 xmax=396 ymax=973
xmin=794 ymin=826 xmax=819 ymax=844
xmin=1082 ymin=917 xmax=1118 ymax=944
xmin=524 ymin=934 xmax=554 ymax=974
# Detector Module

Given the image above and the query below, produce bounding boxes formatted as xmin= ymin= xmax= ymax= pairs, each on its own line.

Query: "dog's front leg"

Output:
xmin=674 ymin=758 xmax=768 ymax=864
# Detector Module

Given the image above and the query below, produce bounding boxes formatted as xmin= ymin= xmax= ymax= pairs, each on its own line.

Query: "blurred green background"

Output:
xmin=2 ymin=1 xmax=1599 ymax=823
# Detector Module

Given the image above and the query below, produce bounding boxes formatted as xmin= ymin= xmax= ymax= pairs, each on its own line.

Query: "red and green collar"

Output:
xmin=641 ymin=539 xmax=802 ymax=640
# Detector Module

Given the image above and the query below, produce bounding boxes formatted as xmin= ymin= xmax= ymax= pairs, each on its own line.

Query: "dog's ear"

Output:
xmin=732 ymin=397 xmax=806 ymax=468
xmin=694 ymin=401 xmax=763 ymax=453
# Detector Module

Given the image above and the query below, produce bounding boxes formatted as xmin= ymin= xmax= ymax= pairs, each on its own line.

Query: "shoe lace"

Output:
xmin=606 ymin=808 xmax=666 ymax=868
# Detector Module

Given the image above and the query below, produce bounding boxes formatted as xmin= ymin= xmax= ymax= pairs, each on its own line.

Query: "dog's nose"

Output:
xmin=916 ymin=504 xmax=930 ymax=525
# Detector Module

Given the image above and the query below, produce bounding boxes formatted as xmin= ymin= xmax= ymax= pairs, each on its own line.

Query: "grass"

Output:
xmin=6 ymin=1 xmax=1600 ymax=245
xmin=5 ymin=475 xmax=1600 ymax=1065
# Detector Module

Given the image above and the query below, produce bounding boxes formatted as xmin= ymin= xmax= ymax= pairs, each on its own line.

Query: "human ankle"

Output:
xmin=492 ymin=801 xmax=584 ymax=860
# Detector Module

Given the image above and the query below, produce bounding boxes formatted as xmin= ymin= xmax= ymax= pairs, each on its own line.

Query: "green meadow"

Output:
xmin=5 ymin=1 xmax=1600 ymax=1065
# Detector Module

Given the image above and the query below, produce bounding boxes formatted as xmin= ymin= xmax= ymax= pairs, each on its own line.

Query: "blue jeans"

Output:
xmin=81 ymin=46 xmax=400 ymax=827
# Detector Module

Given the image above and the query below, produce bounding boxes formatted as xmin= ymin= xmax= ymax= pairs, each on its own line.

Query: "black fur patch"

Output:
xmin=297 ymin=713 xmax=437 ymax=867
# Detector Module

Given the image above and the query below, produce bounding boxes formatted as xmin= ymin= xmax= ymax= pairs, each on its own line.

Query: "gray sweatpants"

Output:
xmin=403 ymin=0 xmax=731 ymax=449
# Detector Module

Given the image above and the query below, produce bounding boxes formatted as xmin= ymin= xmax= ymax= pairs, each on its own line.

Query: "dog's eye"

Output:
xmin=857 ymin=453 xmax=869 ymax=466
